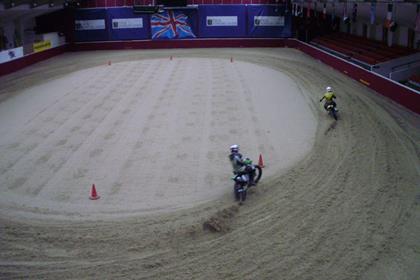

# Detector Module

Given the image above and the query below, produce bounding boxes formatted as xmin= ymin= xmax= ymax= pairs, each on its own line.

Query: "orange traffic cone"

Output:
xmin=258 ymin=154 xmax=265 ymax=168
xmin=89 ymin=184 xmax=100 ymax=200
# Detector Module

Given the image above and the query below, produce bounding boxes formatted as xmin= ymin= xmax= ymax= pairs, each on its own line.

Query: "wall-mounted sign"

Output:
xmin=206 ymin=16 xmax=238 ymax=27
xmin=254 ymin=16 xmax=285 ymax=27
xmin=75 ymin=19 xmax=106 ymax=30
xmin=112 ymin=18 xmax=143 ymax=29
xmin=33 ymin=40 xmax=51 ymax=53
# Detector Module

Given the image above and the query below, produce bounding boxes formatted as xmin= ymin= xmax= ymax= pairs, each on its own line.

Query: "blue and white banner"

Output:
xmin=247 ymin=5 xmax=291 ymax=38
xmin=199 ymin=5 xmax=246 ymax=38
xmin=73 ymin=5 xmax=293 ymax=42
xmin=108 ymin=8 xmax=149 ymax=40
xmin=74 ymin=9 xmax=108 ymax=42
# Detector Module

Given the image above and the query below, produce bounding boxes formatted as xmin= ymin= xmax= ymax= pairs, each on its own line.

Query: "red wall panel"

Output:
xmin=105 ymin=0 xmax=116 ymax=7
xmin=96 ymin=0 xmax=106 ymax=7
xmin=69 ymin=38 xmax=286 ymax=50
xmin=116 ymin=0 xmax=125 ymax=6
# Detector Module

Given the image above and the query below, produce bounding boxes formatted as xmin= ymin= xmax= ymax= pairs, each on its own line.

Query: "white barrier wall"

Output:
xmin=389 ymin=65 xmax=420 ymax=82
xmin=373 ymin=52 xmax=420 ymax=81
xmin=42 ymin=32 xmax=65 ymax=48
xmin=0 ymin=46 xmax=23 ymax=63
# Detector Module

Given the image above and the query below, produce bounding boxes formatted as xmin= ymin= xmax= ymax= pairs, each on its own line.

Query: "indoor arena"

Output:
xmin=0 ymin=1 xmax=419 ymax=279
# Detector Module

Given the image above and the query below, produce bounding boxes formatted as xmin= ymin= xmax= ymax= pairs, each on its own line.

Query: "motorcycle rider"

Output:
xmin=319 ymin=86 xmax=337 ymax=111
xmin=229 ymin=144 xmax=255 ymax=186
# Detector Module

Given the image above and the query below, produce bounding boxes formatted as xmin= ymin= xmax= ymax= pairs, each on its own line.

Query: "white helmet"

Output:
xmin=326 ymin=86 xmax=332 ymax=92
xmin=230 ymin=144 xmax=239 ymax=153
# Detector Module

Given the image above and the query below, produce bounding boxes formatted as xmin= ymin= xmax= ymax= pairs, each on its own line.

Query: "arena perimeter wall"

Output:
xmin=0 ymin=39 xmax=418 ymax=114
xmin=0 ymin=45 xmax=67 ymax=77
xmin=73 ymin=5 xmax=291 ymax=41
xmin=289 ymin=40 xmax=420 ymax=114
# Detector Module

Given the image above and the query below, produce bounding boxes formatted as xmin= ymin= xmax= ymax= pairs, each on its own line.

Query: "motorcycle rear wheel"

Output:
xmin=254 ymin=165 xmax=262 ymax=184
xmin=331 ymin=109 xmax=338 ymax=120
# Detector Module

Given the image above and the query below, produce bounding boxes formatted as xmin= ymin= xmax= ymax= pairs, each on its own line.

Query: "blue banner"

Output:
xmin=198 ymin=5 xmax=247 ymax=38
xmin=74 ymin=9 xmax=109 ymax=42
xmin=247 ymin=5 xmax=292 ymax=38
xmin=73 ymin=5 xmax=293 ymax=42
xmin=108 ymin=8 xmax=150 ymax=41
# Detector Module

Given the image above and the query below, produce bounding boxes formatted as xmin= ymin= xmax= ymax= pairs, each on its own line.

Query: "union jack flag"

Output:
xmin=151 ymin=10 xmax=196 ymax=39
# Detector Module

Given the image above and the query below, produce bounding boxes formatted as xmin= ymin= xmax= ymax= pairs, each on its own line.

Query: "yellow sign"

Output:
xmin=33 ymin=40 xmax=51 ymax=53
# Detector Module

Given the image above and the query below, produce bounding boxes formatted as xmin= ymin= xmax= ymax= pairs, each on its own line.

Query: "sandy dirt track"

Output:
xmin=0 ymin=48 xmax=419 ymax=280
xmin=0 ymin=55 xmax=316 ymax=220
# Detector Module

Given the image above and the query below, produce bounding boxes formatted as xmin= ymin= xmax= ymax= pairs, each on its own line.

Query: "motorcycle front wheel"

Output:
xmin=234 ymin=185 xmax=247 ymax=203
